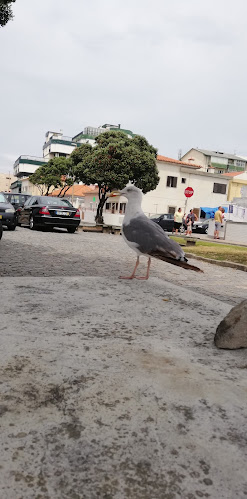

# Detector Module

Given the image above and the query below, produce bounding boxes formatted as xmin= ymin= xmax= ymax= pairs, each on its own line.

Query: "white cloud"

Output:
xmin=1 ymin=0 xmax=247 ymax=173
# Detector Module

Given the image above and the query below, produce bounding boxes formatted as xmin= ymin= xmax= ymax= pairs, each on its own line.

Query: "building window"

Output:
xmin=105 ymin=202 xmax=111 ymax=210
xmin=119 ymin=203 xmax=126 ymax=214
xmin=213 ymin=183 xmax=227 ymax=194
xmin=181 ymin=178 xmax=186 ymax=184
xmin=167 ymin=176 xmax=177 ymax=188
xmin=168 ymin=206 xmax=176 ymax=215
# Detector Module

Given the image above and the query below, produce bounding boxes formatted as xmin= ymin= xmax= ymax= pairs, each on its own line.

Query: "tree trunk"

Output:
xmin=45 ymin=185 xmax=52 ymax=196
xmin=57 ymin=185 xmax=70 ymax=197
xmin=95 ymin=188 xmax=107 ymax=224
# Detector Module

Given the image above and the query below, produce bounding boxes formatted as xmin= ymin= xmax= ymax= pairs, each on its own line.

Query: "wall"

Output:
xmin=181 ymin=150 xmax=209 ymax=170
xmin=141 ymin=162 xmax=229 ymax=216
xmin=227 ymin=178 xmax=247 ymax=201
xmin=14 ymin=162 xmax=39 ymax=177
xmin=83 ymin=163 xmax=229 ymax=225
xmin=211 ymin=156 xmax=228 ymax=166
xmin=225 ymin=221 xmax=247 ymax=244
xmin=0 ymin=173 xmax=17 ymax=192
xmin=20 ymin=178 xmax=46 ymax=195
xmin=43 ymin=142 xmax=76 ymax=159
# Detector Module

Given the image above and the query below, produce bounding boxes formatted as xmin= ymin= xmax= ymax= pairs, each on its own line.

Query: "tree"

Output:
xmin=30 ymin=157 xmax=77 ymax=196
xmin=0 ymin=0 xmax=16 ymax=27
xmin=71 ymin=130 xmax=159 ymax=224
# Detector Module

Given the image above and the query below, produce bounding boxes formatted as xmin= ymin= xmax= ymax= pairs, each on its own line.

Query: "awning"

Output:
xmin=200 ymin=206 xmax=228 ymax=216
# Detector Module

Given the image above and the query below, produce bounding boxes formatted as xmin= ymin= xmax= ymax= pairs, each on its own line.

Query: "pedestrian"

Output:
xmin=185 ymin=209 xmax=198 ymax=236
xmin=173 ymin=207 xmax=183 ymax=234
xmin=214 ymin=206 xmax=223 ymax=239
xmin=186 ymin=217 xmax=192 ymax=236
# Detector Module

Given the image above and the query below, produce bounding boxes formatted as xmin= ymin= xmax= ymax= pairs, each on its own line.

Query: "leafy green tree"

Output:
xmin=70 ymin=131 xmax=159 ymax=224
xmin=0 ymin=0 xmax=16 ymax=27
xmin=30 ymin=157 xmax=77 ymax=196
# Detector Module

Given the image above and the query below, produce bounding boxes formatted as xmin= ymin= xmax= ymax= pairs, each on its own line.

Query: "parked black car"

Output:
xmin=151 ymin=213 xmax=209 ymax=235
xmin=3 ymin=193 xmax=31 ymax=224
xmin=19 ymin=195 xmax=81 ymax=232
xmin=192 ymin=220 xmax=209 ymax=234
xmin=0 ymin=192 xmax=17 ymax=230
xmin=150 ymin=213 xmax=185 ymax=233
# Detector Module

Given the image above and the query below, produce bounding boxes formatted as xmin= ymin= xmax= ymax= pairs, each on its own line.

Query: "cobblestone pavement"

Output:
xmin=1 ymin=227 xmax=247 ymax=499
xmin=1 ymin=226 xmax=247 ymax=305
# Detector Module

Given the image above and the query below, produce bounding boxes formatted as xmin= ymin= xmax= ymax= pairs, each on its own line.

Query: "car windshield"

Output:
xmin=39 ymin=197 xmax=73 ymax=207
xmin=0 ymin=193 xmax=7 ymax=203
xmin=11 ymin=195 xmax=28 ymax=204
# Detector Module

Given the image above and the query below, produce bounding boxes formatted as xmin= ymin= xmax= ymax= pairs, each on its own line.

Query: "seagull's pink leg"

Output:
xmin=135 ymin=257 xmax=151 ymax=280
xmin=119 ymin=257 xmax=140 ymax=279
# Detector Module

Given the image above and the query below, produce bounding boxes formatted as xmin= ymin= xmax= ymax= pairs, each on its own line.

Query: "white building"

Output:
xmin=12 ymin=124 xmax=135 ymax=181
xmin=13 ymin=155 xmax=49 ymax=178
xmin=83 ymin=155 xmax=230 ymax=225
xmin=43 ymin=131 xmax=77 ymax=159
xmin=181 ymin=148 xmax=247 ymax=174
xmin=0 ymin=172 xmax=17 ymax=192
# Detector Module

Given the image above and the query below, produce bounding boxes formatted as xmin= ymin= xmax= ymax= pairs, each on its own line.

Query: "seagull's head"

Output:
xmin=120 ymin=184 xmax=143 ymax=202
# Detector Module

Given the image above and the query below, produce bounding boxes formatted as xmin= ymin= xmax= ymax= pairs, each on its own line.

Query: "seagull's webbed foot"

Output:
xmin=119 ymin=275 xmax=135 ymax=280
xmin=135 ymin=257 xmax=151 ymax=280
xmin=119 ymin=257 xmax=151 ymax=281
xmin=119 ymin=257 xmax=140 ymax=280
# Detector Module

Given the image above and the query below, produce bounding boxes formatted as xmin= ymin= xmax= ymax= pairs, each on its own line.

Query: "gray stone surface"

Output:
xmin=1 ymin=227 xmax=247 ymax=498
xmin=215 ymin=300 xmax=247 ymax=349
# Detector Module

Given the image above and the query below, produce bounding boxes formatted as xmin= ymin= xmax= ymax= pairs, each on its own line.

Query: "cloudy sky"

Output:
xmin=1 ymin=0 xmax=247 ymax=173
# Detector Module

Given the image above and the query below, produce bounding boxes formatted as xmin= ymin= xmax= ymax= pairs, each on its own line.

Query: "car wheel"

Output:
xmin=179 ymin=225 xmax=185 ymax=233
xmin=7 ymin=224 xmax=16 ymax=231
xmin=67 ymin=227 xmax=77 ymax=234
xmin=205 ymin=227 xmax=208 ymax=234
xmin=29 ymin=216 xmax=36 ymax=230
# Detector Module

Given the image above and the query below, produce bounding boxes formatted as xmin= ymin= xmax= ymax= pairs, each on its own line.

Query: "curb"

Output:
xmin=185 ymin=253 xmax=247 ymax=272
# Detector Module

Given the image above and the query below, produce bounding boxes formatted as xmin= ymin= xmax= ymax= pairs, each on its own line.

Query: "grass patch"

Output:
xmin=170 ymin=237 xmax=247 ymax=265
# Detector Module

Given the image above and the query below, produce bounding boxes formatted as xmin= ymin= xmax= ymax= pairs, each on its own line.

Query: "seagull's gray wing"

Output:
xmin=123 ymin=215 xmax=185 ymax=260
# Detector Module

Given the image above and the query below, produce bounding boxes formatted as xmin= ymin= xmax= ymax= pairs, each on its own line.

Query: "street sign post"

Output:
xmin=184 ymin=187 xmax=194 ymax=215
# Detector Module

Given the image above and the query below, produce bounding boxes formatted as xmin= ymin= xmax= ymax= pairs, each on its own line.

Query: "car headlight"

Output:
xmin=5 ymin=208 xmax=15 ymax=213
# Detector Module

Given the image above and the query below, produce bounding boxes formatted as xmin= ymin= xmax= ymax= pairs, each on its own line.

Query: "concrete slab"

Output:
xmin=1 ymin=272 xmax=247 ymax=498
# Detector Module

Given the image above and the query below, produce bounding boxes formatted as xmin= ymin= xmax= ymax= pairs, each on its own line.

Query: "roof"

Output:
xmin=196 ymin=149 xmax=246 ymax=162
xmin=221 ymin=172 xmax=244 ymax=177
xmin=50 ymin=185 xmax=97 ymax=197
xmin=157 ymin=155 xmax=201 ymax=169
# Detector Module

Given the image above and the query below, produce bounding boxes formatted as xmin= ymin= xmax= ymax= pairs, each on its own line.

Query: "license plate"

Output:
xmin=55 ymin=210 xmax=69 ymax=216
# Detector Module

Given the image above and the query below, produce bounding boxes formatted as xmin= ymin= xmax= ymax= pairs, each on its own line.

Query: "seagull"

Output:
xmin=118 ymin=184 xmax=202 ymax=279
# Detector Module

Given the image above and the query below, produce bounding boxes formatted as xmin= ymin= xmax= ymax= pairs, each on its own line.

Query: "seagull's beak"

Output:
xmin=119 ymin=188 xmax=127 ymax=196
xmin=108 ymin=190 xmax=121 ymax=197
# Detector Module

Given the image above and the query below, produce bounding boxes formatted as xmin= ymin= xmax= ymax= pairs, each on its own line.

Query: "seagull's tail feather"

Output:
xmin=149 ymin=251 xmax=203 ymax=272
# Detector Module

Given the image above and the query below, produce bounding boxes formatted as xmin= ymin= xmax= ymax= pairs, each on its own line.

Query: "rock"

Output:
xmin=214 ymin=300 xmax=247 ymax=349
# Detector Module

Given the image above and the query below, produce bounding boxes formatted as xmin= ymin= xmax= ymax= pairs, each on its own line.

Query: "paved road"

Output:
xmin=1 ymin=227 xmax=247 ymax=498
xmin=1 ymin=226 xmax=247 ymax=304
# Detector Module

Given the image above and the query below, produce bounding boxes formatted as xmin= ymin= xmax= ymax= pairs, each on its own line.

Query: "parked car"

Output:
xmin=150 ymin=213 xmax=186 ymax=233
xmin=0 ymin=216 xmax=3 ymax=240
xmin=19 ymin=195 xmax=81 ymax=232
xmin=3 ymin=193 xmax=31 ymax=224
xmin=151 ymin=213 xmax=209 ymax=235
xmin=0 ymin=192 xmax=17 ymax=230
xmin=191 ymin=220 xmax=209 ymax=234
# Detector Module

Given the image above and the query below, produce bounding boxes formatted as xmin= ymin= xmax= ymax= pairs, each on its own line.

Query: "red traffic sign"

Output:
xmin=184 ymin=187 xmax=194 ymax=198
